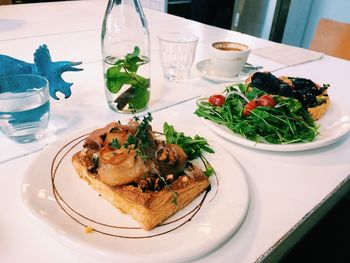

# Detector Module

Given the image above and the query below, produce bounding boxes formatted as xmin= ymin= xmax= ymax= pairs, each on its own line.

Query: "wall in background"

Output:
xmin=143 ymin=0 xmax=279 ymax=40
xmin=260 ymin=0 xmax=277 ymax=39
xmin=302 ymin=0 xmax=350 ymax=48
xmin=232 ymin=0 xmax=277 ymax=39
xmin=141 ymin=0 xmax=165 ymax=12
xmin=282 ymin=0 xmax=313 ymax=47
xmin=283 ymin=0 xmax=350 ymax=48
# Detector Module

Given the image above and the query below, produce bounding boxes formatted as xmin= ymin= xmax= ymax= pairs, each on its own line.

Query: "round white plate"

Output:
xmin=21 ymin=121 xmax=250 ymax=262
xmin=196 ymin=59 xmax=261 ymax=82
xmin=198 ymin=83 xmax=350 ymax=152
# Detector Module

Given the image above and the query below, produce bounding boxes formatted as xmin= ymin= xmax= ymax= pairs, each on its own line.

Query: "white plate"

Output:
xmin=198 ymin=83 xmax=350 ymax=152
xmin=21 ymin=121 xmax=250 ymax=262
xmin=196 ymin=59 xmax=261 ymax=82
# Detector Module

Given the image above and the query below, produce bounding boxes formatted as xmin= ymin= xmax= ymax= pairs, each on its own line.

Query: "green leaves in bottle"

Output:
xmin=106 ymin=46 xmax=150 ymax=111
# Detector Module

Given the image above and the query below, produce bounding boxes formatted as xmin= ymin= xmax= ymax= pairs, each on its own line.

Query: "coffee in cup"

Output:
xmin=210 ymin=41 xmax=250 ymax=77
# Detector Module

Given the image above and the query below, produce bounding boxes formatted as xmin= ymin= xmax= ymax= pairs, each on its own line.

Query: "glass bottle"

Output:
xmin=101 ymin=0 xmax=150 ymax=113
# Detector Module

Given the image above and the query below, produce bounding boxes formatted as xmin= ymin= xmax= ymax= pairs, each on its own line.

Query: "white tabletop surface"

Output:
xmin=1 ymin=1 xmax=350 ymax=262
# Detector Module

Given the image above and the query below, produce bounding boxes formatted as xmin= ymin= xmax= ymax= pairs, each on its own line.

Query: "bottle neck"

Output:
xmin=106 ymin=0 xmax=148 ymax=28
xmin=109 ymin=0 xmax=140 ymax=7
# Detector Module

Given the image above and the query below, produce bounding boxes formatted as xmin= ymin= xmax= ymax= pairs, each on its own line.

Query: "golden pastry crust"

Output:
xmin=72 ymin=150 xmax=209 ymax=230
xmin=279 ymin=76 xmax=330 ymax=120
xmin=307 ymin=93 xmax=330 ymax=121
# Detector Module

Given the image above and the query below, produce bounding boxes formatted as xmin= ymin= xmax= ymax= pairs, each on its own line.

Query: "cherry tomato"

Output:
xmin=242 ymin=100 xmax=258 ymax=116
xmin=208 ymin=94 xmax=226 ymax=106
xmin=257 ymin=94 xmax=276 ymax=107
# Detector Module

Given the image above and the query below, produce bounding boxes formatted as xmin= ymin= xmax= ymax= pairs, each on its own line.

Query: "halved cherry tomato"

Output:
xmin=242 ymin=100 xmax=258 ymax=116
xmin=208 ymin=94 xmax=226 ymax=106
xmin=257 ymin=94 xmax=276 ymax=107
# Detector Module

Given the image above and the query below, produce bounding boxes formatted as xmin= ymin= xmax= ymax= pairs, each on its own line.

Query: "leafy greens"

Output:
xmin=195 ymin=83 xmax=319 ymax=144
xmin=163 ymin=122 xmax=215 ymax=176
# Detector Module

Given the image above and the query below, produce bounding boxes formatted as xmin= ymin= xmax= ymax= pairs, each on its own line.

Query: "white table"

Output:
xmin=1 ymin=1 xmax=349 ymax=262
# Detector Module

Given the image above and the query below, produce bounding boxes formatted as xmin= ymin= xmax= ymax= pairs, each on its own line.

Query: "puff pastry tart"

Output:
xmin=71 ymin=119 xmax=209 ymax=230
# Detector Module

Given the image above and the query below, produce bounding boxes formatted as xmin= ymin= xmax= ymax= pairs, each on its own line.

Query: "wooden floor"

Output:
xmin=281 ymin=194 xmax=350 ymax=262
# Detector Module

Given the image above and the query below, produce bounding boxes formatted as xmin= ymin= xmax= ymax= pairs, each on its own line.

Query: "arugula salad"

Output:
xmin=195 ymin=83 xmax=319 ymax=144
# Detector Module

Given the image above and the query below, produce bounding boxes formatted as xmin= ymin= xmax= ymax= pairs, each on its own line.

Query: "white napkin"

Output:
xmin=252 ymin=43 xmax=324 ymax=66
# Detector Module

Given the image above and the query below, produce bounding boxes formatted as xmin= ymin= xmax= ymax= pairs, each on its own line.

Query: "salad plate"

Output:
xmin=196 ymin=59 xmax=261 ymax=82
xmin=21 ymin=121 xmax=250 ymax=262
xmin=198 ymin=83 xmax=350 ymax=152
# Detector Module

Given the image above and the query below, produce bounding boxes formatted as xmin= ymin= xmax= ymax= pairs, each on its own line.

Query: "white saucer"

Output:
xmin=196 ymin=59 xmax=261 ymax=82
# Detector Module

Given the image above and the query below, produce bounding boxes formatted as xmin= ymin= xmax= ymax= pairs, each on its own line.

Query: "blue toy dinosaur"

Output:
xmin=0 ymin=44 xmax=83 ymax=99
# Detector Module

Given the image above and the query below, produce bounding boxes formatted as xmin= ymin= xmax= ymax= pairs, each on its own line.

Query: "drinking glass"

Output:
xmin=158 ymin=32 xmax=198 ymax=81
xmin=0 ymin=74 xmax=50 ymax=143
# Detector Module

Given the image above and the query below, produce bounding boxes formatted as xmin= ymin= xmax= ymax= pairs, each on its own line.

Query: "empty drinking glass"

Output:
xmin=0 ymin=74 xmax=50 ymax=143
xmin=158 ymin=32 xmax=198 ymax=81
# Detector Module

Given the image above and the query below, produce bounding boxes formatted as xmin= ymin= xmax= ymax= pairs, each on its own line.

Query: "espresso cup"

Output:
xmin=210 ymin=41 xmax=250 ymax=77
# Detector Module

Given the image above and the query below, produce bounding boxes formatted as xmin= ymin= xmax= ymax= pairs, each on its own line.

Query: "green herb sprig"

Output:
xmin=108 ymin=113 xmax=153 ymax=161
xmin=121 ymin=113 xmax=153 ymax=160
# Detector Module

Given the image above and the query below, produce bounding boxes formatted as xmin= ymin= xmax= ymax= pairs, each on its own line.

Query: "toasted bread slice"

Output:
xmin=72 ymin=150 xmax=209 ymax=230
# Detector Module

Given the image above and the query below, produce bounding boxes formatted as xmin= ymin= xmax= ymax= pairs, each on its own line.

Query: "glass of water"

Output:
xmin=158 ymin=32 xmax=198 ymax=81
xmin=0 ymin=74 xmax=50 ymax=143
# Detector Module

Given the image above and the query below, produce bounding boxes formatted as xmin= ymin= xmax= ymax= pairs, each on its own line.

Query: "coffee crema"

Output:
xmin=212 ymin=42 xmax=248 ymax=52
xmin=216 ymin=47 xmax=243 ymax=51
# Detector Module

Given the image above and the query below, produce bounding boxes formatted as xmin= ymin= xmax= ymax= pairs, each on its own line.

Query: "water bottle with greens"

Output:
xmin=101 ymin=0 xmax=151 ymax=113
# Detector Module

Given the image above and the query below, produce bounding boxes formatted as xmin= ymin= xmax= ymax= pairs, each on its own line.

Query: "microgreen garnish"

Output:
xmin=109 ymin=138 xmax=121 ymax=149
xmin=156 ymin=173 xmax=179 ymax=205
xmin=201 ymin=155 xmax=215 ymax=177
xmin=106 ymin=46 xmax=150 ymax=111
xmin=163 ymin=122 xmax=215 ymax=177
xmin=163 ymin=122 xmax=214 ymax=160
xmin=171 ymin=192 xmax=179 ymax=205
xmin=88 ymin=156 xmax=99 ymax=173
xmin=123 ymin=113 xmax=153 ymax=160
